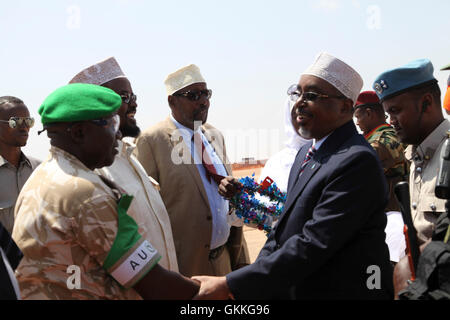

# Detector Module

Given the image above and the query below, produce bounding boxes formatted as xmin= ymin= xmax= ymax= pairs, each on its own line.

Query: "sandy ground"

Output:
xmin=243 ymin=226 xmax=268 ymax=263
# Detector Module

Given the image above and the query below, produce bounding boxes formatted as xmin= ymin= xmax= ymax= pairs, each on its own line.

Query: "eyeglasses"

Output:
xmin=0 ymin=117 xmax=35 ymax=129
xmin=287 ymin=84 xmax=346 ymax=102
xmin=120 ymin=92 xmax=137 ymax=104
xmin=173 ymin=89 xmax=212 ymax=101
xmin=89 ymin=114 xmax=120 ymax=133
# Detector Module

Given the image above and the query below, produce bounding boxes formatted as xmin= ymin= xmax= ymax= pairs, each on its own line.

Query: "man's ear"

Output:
xmin=421 ymin=94 xmax=433 ymax=113
xmin=68 ymin=122 xmax=85 ymax=144
xmin=342 ymin=99 xmax=354 ymax=116
xmin=168 ymin=95 xmax=175 ymax=110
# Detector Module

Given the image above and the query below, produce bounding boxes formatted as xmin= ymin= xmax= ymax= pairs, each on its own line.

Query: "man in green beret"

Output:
xmin=11 ymin=83 xmax=199 ymax=300
xmin=69 ymin=57 xmax=179 ymax=273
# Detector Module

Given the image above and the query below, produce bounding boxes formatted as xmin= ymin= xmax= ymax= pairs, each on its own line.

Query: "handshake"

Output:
xmin=190 ymin=276 xmax=235 ymax=300
xmin=188 ymin=176 xmax=241 ymax=300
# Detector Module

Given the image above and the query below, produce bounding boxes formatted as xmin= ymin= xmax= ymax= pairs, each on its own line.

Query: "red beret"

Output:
xmin=355 ymin=91 xmax=381 ymax=109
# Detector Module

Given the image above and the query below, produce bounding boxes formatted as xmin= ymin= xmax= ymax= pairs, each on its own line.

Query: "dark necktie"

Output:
xmin=299 ymin=145 xmax=316 ymax=175
xmin=193 ymin=132 xmax=226 ymax=185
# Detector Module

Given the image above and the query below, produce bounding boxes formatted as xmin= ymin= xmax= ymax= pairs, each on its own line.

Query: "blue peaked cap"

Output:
xmin=373 ymin=59 xmax=437 ymax=102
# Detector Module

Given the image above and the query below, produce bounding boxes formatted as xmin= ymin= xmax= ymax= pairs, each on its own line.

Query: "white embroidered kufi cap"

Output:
xmin=302 ymin=52 xmax=363 ymax=104
xmin=164 ymin=64 xmax=206 ymax=96
xmin=69 ymin=57 xmax=126 ymax=85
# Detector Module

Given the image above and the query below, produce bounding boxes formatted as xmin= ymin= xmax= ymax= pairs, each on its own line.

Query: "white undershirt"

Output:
xmin=170 ymin=115 xmax=230 ymax=250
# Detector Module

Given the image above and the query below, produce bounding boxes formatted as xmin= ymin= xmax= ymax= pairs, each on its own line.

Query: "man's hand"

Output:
xmin=191 ymin=276 xmax=233 ymax=300
xmin=393 ymin=239 xmax=431 ymax=299
xmin=219 ymin=176 xmax=242 ymax=199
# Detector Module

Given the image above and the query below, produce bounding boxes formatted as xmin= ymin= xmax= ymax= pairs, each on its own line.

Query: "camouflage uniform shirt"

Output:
xmin=365 ymin=124 xmax=409 ymax=212
xmin=12 ymin=146 xmax=160 ymax=300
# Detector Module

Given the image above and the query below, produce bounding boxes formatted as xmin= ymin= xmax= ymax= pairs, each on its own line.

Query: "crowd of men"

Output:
xmin=1 ymin=53 xmax=449 ymax=300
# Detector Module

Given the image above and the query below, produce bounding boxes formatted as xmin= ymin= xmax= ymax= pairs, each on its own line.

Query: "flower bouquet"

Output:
xmin=229 ymin=174 xmax=286 ymax=234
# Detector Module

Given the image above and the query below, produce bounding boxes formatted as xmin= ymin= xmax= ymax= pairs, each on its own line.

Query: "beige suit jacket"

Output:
xmin=134 ymin=117 xmax=249 ymax=276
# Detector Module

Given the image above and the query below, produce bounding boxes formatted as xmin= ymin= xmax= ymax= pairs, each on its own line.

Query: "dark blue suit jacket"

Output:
xmin=0 ymin=222 xmax=22 ymax=300
xmin=227 ymin=121 xmax=394 ymax=299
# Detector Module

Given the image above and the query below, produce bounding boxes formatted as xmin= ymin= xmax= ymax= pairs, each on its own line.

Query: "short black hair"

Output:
xmin=410 ymin=82 xmax=441 ymax=108
xmin=0 ymin=96 xmax=24 ymax=107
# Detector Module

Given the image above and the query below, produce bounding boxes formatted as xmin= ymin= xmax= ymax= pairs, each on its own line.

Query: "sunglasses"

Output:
xmin=0 ymin=117 xmax=35 ymax=129
xmin=287 ymin=84 xmax=346 ymax=102
xmin=173 ymin=89 xmax=212 ymax=101
xmin=120 ymin=92 xmax=137 ymax=104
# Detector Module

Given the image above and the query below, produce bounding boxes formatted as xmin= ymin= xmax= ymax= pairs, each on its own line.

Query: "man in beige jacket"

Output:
xmin=134 ymin=64 xmax=249 ymax=277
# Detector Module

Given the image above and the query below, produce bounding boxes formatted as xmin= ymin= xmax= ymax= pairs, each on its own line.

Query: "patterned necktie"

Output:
xmin=299 ymin=146 xmax=316 ymax=175
xmin=192 ymin=131 xmax=226 ymax=185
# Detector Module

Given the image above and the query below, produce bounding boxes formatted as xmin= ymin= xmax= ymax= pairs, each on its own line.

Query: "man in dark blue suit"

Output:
xmin=1 ymin=222 xmax=22 ymax=299
xmin=193 ymin=52 xmax=394 ymax=300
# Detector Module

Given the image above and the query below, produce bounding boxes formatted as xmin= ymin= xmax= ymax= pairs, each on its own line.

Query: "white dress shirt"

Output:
xmin=170 ymin=115 xmax=230 ymax=250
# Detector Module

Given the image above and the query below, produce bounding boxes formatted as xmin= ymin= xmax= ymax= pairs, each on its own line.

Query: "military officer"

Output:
xmin=69 ymin=57 xmax=178 ymax=272
xmin=12 ymin=83 xmax=199 ymax=300
xmin=374 ymin=59 xmax=450 ymax=245
xmin=354 ymin=90 xmax=409 ymax=264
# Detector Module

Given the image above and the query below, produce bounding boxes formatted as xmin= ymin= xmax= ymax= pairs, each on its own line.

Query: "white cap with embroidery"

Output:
xmin=164 ymin=64 xmax=206 ymax=96
xmin=302 ymin=52 xmax=363 ymax=105
xmin=69 ymin=57 xmax=126 ymax=85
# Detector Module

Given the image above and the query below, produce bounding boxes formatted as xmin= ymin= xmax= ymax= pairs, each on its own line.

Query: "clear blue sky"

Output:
xmin=1 ymin=0 xmax=450 ymax=162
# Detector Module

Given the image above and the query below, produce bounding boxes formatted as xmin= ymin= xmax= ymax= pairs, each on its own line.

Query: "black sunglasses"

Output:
xmin=287 ymin=84 xmax=346 ymax=102
xmin=173 ymin=89 xmax=212 ymax=101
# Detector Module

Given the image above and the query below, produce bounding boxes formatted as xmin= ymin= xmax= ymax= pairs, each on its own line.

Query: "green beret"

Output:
xmin=38 ymin=83 xmax=122 ymax=125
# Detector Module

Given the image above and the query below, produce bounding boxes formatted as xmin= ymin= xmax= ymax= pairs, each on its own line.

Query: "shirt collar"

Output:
xmin=364 ymin=123 xmax=391 ymax=140
xmin=405 ymin=119 xmax=450 ymax=162
xmin=118 ymin=139 xmax=136 ymax=157
xmin=50 ymin=146 xmax=91 ymax=171
xmin=170 ymin=114 xmax=202 ymax=139
xmin=0 ymin=152 xmax=32 ymax=168
xmin=313 ymin=133 xmax=332 ymax=150
xmin=0 ymin=155 xmax=7 ymax=167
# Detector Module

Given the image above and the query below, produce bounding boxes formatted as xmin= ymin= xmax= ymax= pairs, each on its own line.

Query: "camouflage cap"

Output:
xmin=38 ymin=83 xmax=122 ymax=125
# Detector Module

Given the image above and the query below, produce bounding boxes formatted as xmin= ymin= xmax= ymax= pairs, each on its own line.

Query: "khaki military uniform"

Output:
xmin=365 ymin=124 xmax=409 ymax=212
xmin=12 ymin=147 xmax=160 ymax=300
xmin=406 ymin=119 xmax=450 ymax=245
xmin=96 ymin=140 xmax=178 ymax=272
